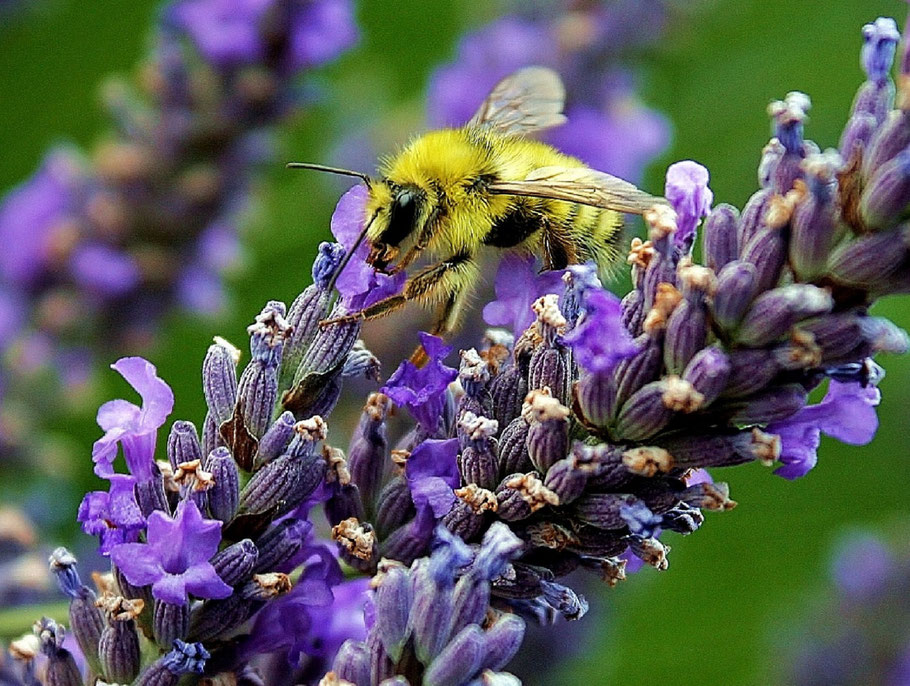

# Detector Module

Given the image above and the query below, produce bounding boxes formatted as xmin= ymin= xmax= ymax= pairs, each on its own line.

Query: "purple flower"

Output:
xmin=239 ymin=539 xmax=354 ymax=666
xmin=482 ymin=254 xmax=567 ymax=335
xmin=92 ymin=357 xmax=174 ymax=481
xmin=381 ymin=333 xmax=457 ymax=435
xmin=563 ymin=288 xmax=639 ymax=375
xmin=830 ymin=532 xmax=895 ymax=599
xmin=77 ymin=474 xmax=144 ymax=555
xmin=426 ymin=17 xmax=555 ymax=127
xmin=405 ymin=438 xmax=461 ymax=523
xmin=665 ymin=160 xmax=713 ymax=247
xmin=0 ymin=148 xmax=81 ymax=288
xmin=168 ymin=0 xmax=273 ymax=68
xmin=288 ymin=0 xmax=359 ymax=70
xmin=546 ymin=98 xmax=671 ymax=183
xmin=768 ymin=379 xmax=882 ymax=480
xmin=70 ymin=244 xmax=140 ymax=297
xmin=110 ymin=499 xmax=232 ymax=605
xmin=330 ymin=185 xmax=405 ymax=309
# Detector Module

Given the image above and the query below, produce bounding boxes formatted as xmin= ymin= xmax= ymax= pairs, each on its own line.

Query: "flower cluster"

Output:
xmin=0 ymin=0 xmax=357 ymax=454
xmin=9 ymin=10 xmax=910 ymax=686
xmin=426 ymin=0 xmax=672 ymax=183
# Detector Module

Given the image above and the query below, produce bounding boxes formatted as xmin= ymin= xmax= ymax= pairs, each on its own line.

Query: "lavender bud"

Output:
xmin=167 ymin=420 xmax=203 ymax=472
xmin=860 ymin=149 xmax=910 ymax=229
xmin=683 ymin=346 xmax=731 ymax=407
xmin=863 ymin=110 xmax=910 ymax=178
xmin=135 ymin=465 xmax=169 ymax=518
xmin=574 ymin=371 xmax=617 ymax=428
xmin=202 ymin=338 xmax=239 ymax=425
xmin=458 ymin=348 xmax=493 ymax=414
xmin=293 ymin=302 xmax=362 ymax=380
xmin=332 ymin=518 xmax=378 ymax=571
xmin=741 ymin=222 xmax=788 ymax=294
xmin=737 ymin=284 xmax=833 ymax=347
xmin=855 ymin=18 xmax=900 ymax=118
xmin=281 ymin=272 xmax=337 ymax=384
xmin=712 ymin=261 xmax=758 ymax=331
xmin=380 ymin=518 xmax=432 ymax=567
xmin=723 ymin=383 xmax=807 ymax=424
xmin=528 ymin=346 xmax=569 ymax=403
xmin=543 ymin=457 xmax=589 ymax=505
xmin=723 ymin=348 xmax=780 ymax=397
xmin=790 ymin=152 xmax=843 ymax=279
xmin=408 ymin=571 xmax=455 ymax=665
xmin=768 ymin=92 xmax=811 ymax=193
xmin=458 ymin=417 xmax=500 ymax=490
xmin=495 ymin=473 xmax=559 ymax=521
xmin=444 ymin=486 xmax=495 ymax=540
xmin=524 ymin=393 xmax=570 ymax=474
xmin=238 ymin=417 xmax=326 ymax=515
xmin=798 ymin=314 xmax=864 ymax=362
xmin=206 ymin=447 xmax=239 ymax=522
xmin=658 ymin=429 xmax=782 ymax=469
xmin=98 ymin=599 xmax=143 ymax=684
xmin=702 ymin=203 xmax=740 ymax=271
xmin=49 ymin=552 xmax=105 ymax=673
xmin=627 ymin=536 xmax=670 ymax=570
xmin=348 ymin=393 xmax=392 ymax=509
xmin=254 ymin=519 xmax=308 ymax=573
xmin=860 ymin=316 xmax=910 ymax=353
xmin=827 ymin=226 xmax=910 ymax=288
xmin=738 ymin=188 xmax=773 ymax=248
xmin=482 ymin=613 xmax=526 ymax=672
xmin=490 ymin=364 xmax=526 ymax=431
xmin=135 ymin=640 xmax=209 ymax=686
xmin=573 ymin=493 xmax=639 ymax=530
xmin=34 ymin=618 xmax=81 ymax=686
xmin=497 ymin=416 xmax=532 ymax=477
xmin=664 ymin=299 xmax=707 ymax=375
xmin=621 ymin=288 xmax=645 ymax=336
xmin=202 ymin=411 xmax=225 ymax=459
xmin=189 ymin=574 xmax=290 ymax=642
xmin=375 ymin=562 xmax=411 ymax=662
xmin=423 ymin=625 xmax=485 ymax=686
xmin=375 ymin=476 xmax=415 ymax=539
xmin=326 ymin=483 xmax=367 ymax=527
xmin=333 ymin=640 xmax=371 ymax=686
xmin=840 ymin=113 xmax=878 ymax=159
xmin=541 ymin=579 xmax=589 ymax=620
xmin=210 ymin=539 xmax=258 ymax=587
xmin=152 ymin=600 xmax=189 ymax=649
xmin=616 ymin=377 xmax=703 ymax=442
xmin=682 ymin=481 xmax=737 ymax=511
xmin=613 ymin=333 xmax=664 ymax=408
xmin=254 ymin=410 xmax=296 ymax=469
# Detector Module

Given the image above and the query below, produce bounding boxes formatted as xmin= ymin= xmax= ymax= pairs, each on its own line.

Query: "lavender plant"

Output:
xmin=7 ymin=9 xmax=910 ymax=686
xmin=0 ymin=0 xmax=358 ymax=455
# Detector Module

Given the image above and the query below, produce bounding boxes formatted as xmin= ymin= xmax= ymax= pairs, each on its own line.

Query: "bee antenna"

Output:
xmin=286 ymin=162 xmax=371 ymax=184
xmin=326 ymin=209 xmax=380 ymax=294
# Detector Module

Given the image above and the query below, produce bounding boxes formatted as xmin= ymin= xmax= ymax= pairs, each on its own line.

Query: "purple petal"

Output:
xmin=152 ymin=574 xmax=190 ymax=606
xmin=563 ymin=288 xmax=639 ymax=374
xmin=168 ymin=0 xmax=272 ymax=68
xmin=665 ymin=160 xmax=713 ymax=247
xmin=482 ymin=254 xmax=566 ymax=335
xmin=330 ymin=185 xmax=374 ymax=302
xmin=110 ymin=357 xmax=175 ymax=432
xmin=70 ymin=243 xmax=140 ymax=297
xmin=180 ymin=562 xmax=233 ymax=600
xmin=111 ymin=544 xmax=164 ymax=587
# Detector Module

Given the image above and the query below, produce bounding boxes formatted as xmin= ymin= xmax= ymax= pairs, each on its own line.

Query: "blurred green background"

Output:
xmin=2 ymin=1 xmax=909 ymax=684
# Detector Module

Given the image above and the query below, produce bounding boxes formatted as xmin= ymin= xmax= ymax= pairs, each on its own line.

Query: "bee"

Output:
xmin=289 ymin=67 xmax=665 ymax=347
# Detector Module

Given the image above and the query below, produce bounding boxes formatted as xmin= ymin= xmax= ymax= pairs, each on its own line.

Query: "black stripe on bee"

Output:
xmin=483 ymin=202 xmax=544 ymax=248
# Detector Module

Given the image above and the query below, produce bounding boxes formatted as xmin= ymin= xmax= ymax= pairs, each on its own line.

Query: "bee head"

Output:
xmin=366 ymin=181 xmax=429 ymax=269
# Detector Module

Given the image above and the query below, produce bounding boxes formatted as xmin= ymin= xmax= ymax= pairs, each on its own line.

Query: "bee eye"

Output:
xmin=382 ymin=188 xmax=419 ymax=247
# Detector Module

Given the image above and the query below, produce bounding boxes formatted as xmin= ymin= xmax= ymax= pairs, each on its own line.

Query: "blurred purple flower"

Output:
xmin=482 ymin=254 xmax=566 ymax=335
xmin=381 ymin=333 xmax=457 ymax=435
xmin=110 ymin=499 xmax=232 ymax=604
xmin=830 ymin=532 xmax=895 ymax=599
xmin=168 ymin=0 xmax=273 ymax=68
xmin=289 ymin=0 xmax=359 ymax=70
xmin=768 ymin=379 xmax=882 ymax=480
xmin=563 ymin=288 xmax=639 ymax=375
xmin=546 ymin=98 xmax=671 ymax=182
xmin=427 ymin=17 xmax=555 ymax=127
xmin=665 ymin=160 xmax=713 ymax=246
xmin=92 ymin=357 xmax=174 ymax=481
xmin=0 ymin=148 xmax=81 ymax=287
xmin=70 ymin=244 xmax=140 ymax=297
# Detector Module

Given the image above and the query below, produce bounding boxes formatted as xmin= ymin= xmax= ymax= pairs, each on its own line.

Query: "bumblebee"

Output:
xmin=290 ymin=67 xmax=665 ymax=344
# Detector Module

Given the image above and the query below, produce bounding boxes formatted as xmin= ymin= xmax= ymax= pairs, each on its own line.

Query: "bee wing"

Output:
xmin=488 ymin=166 xmax=669 ymax=215
xmin=468 ymin=67 xmax=567 ymax=136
